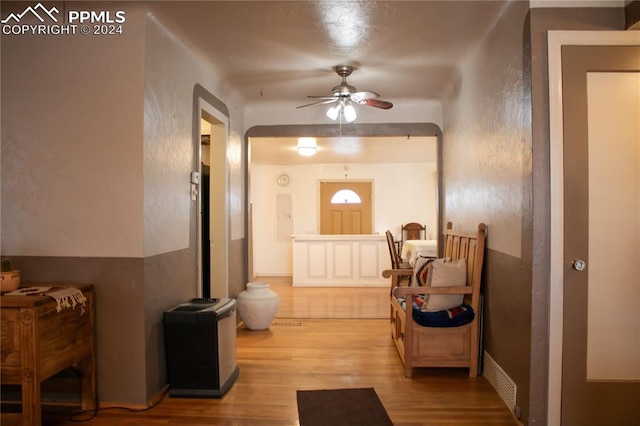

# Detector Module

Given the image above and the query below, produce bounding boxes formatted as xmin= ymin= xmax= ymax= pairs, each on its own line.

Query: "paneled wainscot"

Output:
xmin=292 ymin=235 xmax=390 ymax=287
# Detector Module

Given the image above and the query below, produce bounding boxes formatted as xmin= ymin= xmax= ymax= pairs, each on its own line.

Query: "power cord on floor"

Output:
xmin=67 ymin=390 xmax=167 ymax=422
xmin=65 ymin=365 xmax=168 ymax=422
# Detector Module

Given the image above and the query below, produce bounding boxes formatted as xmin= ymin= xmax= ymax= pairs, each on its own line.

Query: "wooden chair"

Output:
xmin=383 ymin=222 xmax=487 ymax=377
xmin=399 ymin=222 xmax=427 ymax=253
xmin=385 ymin=230 xmax=411 ymax=289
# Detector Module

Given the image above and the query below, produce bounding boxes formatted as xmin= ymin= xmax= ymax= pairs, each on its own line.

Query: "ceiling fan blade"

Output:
xmin=356 ymin=98 xmax=394 ymax=109
xmin=306 ymin=95 xmax=339 ymax=99
xmin=297 ymin=66 xmax=393 ymax=112
xmin=296 ymin=99 xmax=338 ymax=109
xmin=351 ymin=91 xmax=380 ymax=101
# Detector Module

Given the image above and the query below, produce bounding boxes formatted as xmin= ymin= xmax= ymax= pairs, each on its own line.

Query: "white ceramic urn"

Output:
xmin=236 ymin=282 xmax=279 ymax=330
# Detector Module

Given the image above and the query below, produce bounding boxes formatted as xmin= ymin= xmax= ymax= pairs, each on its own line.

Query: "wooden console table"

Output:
xmin=0 ymin=284 xmax=96 ymax=426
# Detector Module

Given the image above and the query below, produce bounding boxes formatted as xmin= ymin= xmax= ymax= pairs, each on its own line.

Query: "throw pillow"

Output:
xmin=421 ymin=258 xmax=467 ymax=312
xmin=410 ymin=256 xmax=434 ymax=286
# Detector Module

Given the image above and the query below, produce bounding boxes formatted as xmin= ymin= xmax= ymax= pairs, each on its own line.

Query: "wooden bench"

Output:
xmin=382 ymin=222 xmax=487 ymax=377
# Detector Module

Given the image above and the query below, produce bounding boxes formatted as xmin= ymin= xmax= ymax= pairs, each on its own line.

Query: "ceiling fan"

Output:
xmin=296 ymin=65 xmax=393 ymax=122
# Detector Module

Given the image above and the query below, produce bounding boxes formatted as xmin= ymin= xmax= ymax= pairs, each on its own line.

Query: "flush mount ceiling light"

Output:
xmin=296 ymin=137 xmax=318 ymax=156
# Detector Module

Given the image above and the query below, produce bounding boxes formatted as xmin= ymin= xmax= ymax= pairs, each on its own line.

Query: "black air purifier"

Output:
xmin=164 ymin=298 xmax=239 ymax=398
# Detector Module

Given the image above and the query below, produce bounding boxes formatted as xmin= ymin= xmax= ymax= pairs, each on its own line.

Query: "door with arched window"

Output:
xmin=319 ymin=181 xmax=372 ymax=234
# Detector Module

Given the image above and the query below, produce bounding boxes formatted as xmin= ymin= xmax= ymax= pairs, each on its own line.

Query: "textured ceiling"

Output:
xmin=174 ymin=0 xmax=625 ymax=165
xmin=154 ymin=1 xmax=511 ymax=164
xmin=150 ymin=1 xmax=510 ymax=103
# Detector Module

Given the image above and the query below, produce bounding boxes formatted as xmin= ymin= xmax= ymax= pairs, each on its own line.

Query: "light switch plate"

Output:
xmin=190 ymin=171 xmax=200 ymax=184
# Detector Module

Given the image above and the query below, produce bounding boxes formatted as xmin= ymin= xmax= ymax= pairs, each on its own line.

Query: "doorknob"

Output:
xmin=572 ymin=259 xmax=586 ymax=271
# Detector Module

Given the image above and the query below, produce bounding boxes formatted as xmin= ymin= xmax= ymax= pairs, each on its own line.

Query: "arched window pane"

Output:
xmin=330 ymin=189 xmax=361 ymax=204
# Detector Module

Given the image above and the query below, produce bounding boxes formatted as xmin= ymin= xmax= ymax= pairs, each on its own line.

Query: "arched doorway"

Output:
xmin=243 ymin=123 xmax=443 ymax=283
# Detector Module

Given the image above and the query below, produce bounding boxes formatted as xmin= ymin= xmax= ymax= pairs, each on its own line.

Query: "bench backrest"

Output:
xmin=442 ymin=222 xmax=487 ymax=307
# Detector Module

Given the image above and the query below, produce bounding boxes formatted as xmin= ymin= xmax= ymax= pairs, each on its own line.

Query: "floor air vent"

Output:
xmin=483 ymin=351 xmax=517 ymax=414
xmin=271 ymin=321 xmax=303 ymax=326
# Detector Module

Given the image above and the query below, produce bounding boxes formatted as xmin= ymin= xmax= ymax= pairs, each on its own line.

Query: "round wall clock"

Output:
xmin=277 ymin=173 xmax=290 ymax=187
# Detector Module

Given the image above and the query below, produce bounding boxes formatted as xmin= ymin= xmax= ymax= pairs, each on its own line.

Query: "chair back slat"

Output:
xmin=459 ymin=237 xmax=469 ymax=260
xmin=467 ymin=239 xmax=478 ymax=282
xmin=452 ymin=235 xmax=461 ymax=260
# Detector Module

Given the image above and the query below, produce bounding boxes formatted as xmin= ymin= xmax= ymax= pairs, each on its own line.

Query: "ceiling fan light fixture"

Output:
xmin=297 ymin=65 xmax=392 ymax=119
xmin=296 ymin=137 xmax=318 ymax=156
xmin=326 ymin=104 xmax=341 ymax=121
xmin=343 ymin=103 xmax=357 ymax=123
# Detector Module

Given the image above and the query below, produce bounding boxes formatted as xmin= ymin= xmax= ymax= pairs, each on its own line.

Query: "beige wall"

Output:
xmin=442 ymin=2 xmax=530 ymax=258
xmin=1 ymin=3 xmax=146 ymax=258
xmin=143 ymin=15 xmax=195 ymax=257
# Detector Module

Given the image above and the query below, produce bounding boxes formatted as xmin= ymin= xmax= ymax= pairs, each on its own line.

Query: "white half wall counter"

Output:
xmin=292 ymin=235 xmax=390 ymax=287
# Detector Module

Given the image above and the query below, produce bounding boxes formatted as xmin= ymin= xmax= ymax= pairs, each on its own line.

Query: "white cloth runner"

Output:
xmin=47 ymin=287 xmax=87 ymax=314
xmin=5 ymin=286 xmax=87 ymax=314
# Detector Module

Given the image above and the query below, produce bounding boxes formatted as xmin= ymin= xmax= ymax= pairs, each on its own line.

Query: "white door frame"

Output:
xmin=547 ymin=30 xmax=640 ymax=425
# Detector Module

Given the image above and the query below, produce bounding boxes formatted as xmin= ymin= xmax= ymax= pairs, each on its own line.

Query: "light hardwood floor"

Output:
xmin=31 ymin=277 xmax=517 ymax=425
xmin=269 ymin=276 xmax=390 ymax=319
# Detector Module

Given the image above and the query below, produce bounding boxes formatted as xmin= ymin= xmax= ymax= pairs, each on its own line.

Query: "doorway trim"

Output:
xmin=193 ymin=84 xmax=230 ymax=298
xmin=243 ymin=122 xmax=443 ymax=285
xmin=547 ymin=30 xmax=640 ymax=425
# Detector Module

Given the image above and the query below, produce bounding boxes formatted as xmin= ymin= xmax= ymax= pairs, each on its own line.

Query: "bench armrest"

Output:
xmin=392 ymin=285 xmax=473 ymax=298
xmin=382 ymin=268 xmax=413 ymax=279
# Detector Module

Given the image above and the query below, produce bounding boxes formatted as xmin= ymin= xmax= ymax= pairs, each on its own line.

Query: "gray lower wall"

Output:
xmin=10 ymin=248 xmax=200 ymax=406
xmin=229 ymin=238 xmax=247 ymax=298
xmin=483 ymin=248 xmax=532 ymax=420
xmin=11 ymin=255 xmax=147 ymax=405
xmin=143 ymin=247 xmax=197 ymax=403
